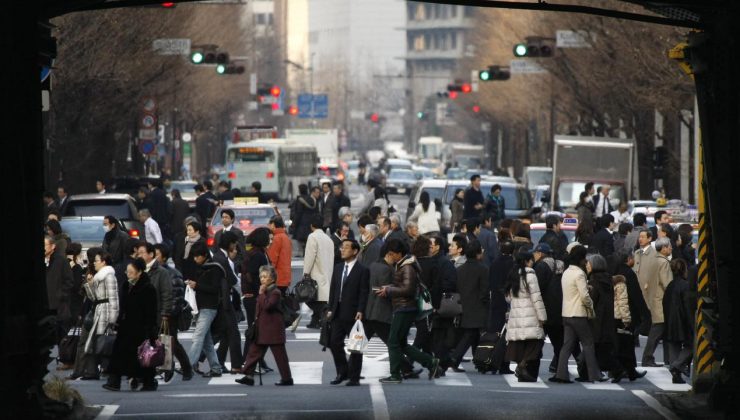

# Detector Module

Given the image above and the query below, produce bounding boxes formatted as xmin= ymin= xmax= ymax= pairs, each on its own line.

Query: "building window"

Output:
xmin=415 ymin=3 xmax=426 ymax=20
xmin=425 ymin=4 xmax=432 ymax=19
xmin=450 ymin=32 xmax=457 ymax=49
xmin=414 ymin=35 xmax=425 ymax=51
xmin=255 ymin=13 xmax=265 ymax=25
xmin=424 ymin=34 xmax=431 ymax=50
xmin=408 ymin=4 xmax=416 ymax=20
xmin=451 ymin=5 xmax=457 ymax=17
xmin=464 ymin=6 xmax=475 ymax=17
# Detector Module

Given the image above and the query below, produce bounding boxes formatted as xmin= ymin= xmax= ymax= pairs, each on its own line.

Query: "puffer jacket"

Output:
xmin=505 ymin=267 xmax=547 ymax=341
xmin=387 ymin=255 xmax=421 ymax=310
xmin=613 ymin=275 xmax=631 ymax=325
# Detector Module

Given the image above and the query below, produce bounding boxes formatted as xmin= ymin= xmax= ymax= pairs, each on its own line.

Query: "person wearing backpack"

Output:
xmin=153 ymin=244 xmax=193 ymax=381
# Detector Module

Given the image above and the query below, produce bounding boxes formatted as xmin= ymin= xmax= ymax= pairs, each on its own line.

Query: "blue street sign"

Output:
xmin=297 ymin=93 xmax=329 ymax=119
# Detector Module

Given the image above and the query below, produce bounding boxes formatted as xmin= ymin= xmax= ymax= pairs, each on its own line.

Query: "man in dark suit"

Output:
xmin=217 ymin=181 xmax=235 ymax=201
xmin=592 ymin=185 xmax=614 ymax=218
xmin=147 ymin=179 xmax=171 ymax=237
xmin=211 ymin=231 xmax=243 ymax=372
xmin=195 ymin=181 xmax=218 ymax=225
xmin=213 ymin=209 xmax=246 ymax=265
xmin=56 ymin=185 xmax=70 ymax=215
xmin=170 ymin=189 xmax=191 ymax=238
xmin=326 ymin=239 xmax=370 ymax=386
xmin=591 ymin=214 xmax=616 ymax=257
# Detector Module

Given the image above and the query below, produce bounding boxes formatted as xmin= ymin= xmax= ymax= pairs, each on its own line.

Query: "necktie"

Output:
xmin=340 ymin=264 xmax=349 ymax=300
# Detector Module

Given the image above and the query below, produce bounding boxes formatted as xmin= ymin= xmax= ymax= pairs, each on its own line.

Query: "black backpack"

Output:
xmin=279 ymin=292 xmax=300 ymax=327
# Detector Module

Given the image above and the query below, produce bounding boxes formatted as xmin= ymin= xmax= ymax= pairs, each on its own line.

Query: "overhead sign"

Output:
xmin=510 ymin=59 xmax=547 ymax=74
xmin=297 ymin=93 xmax=329 ymax=119
xmin=556 ymin=30 xmax=594 ymax=48
xmin=152 ymin=38 xmax=191 ymax=55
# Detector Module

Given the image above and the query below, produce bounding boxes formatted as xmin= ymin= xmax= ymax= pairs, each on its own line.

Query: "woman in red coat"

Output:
xmin=235 ymin=266 xmax=293 ymax=386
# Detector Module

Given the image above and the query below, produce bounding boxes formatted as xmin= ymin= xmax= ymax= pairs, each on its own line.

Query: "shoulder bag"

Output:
xmin=437 ymin=292 xmax=463 ymax=318
xmin=294 ymin=275 xmax=318 ymax=303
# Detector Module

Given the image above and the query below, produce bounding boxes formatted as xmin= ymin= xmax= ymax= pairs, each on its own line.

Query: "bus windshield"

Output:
xmin=227 ymin=147 xmax=275 ymax=162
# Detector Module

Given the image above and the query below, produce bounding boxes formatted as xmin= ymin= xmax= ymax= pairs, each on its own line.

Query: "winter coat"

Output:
xmin=485 ymin=193 xmax=505 ymax=223
xmin=505 ymin=267 xmax=547 ymax=341
xmin=539 ymin=229 xmax=568 ymax=261
xmin=294 ymin=195 xmax=318 ymax=242
xmin=267 ymin=227 xmax=292 ymax=288
xmin=587 ymin=270 xmax=615 ymax=344
xmin=320 ymin=193 xmax=334 ymax=228
xmin=418 ymin=254 xmax=456 ymax=309
xmin=387 ymin=255 xmax=421 ymax=310
xmin=162 ymin=265 xmax=186 ymax=317
xmin=254 ymin=285 xmax=287 ymax=345
xmin=365 ymin=261 xmax=395 ymax=324
xmin=561 ymin=265 xmax=594 ymax=318
xmin=663 ymin=276 xmax=693 ymax=344
xmin=46 ymin=252 xmax=74 ymax=320
xmin=463 ymin=187 xmax=485 ymax=219
xmin=193 ymin=261 xmax=225 ymax=310
xmin=170 ymin=197 xmax=191 ymax=236
xmin=613 ymin=275 xmax=631 ymax=325
xmin=242 ymin=248 xmax=269 ymax=296
xmin=477 ymin=227 xmax=499 ymax=267
xmin=303 ymin=229 xmax=335 ymax=302
xmin=456 ymin=259 xmax=490 ymax=329
xmin=634 ymin=247 xmax=673 ymax=323
xmin=103 ymin=228 xmax=130 ymax=265
xmin=450 ymin=198 xmax=464 ymax=231
xmin=591 ymin=228 xmax=615 ymax=257
xmin=534 ymin=258 xmax=559 ymax=325
xmin=408 ymin=201 xmax=440 ymax=234
xmin=146 ymin=261 xmax=173 ymax=325
xmin=82 ymin=265 xmax=119 ymax=353
xmin=359 ymin=237 xmax=383 ymax=266
xmin=108 ymin=274 xmax=158 ymax=378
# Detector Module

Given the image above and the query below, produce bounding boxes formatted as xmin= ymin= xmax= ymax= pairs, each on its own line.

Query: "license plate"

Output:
xmin=397 ymin=188 xmax=406 ymax=193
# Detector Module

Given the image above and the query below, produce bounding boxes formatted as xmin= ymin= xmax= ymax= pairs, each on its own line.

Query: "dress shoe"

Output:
xmin=628 ymin=370 xmax=647 ymax=381
xmin=193 ymin=364 xmax=204 ymax=375
xmin=330 ymin=375 xmax=347 ymax=385
xmin=235 ymin=375 xmax=255 ymax=386
xmin=499 ymin=366 xmax=515 ymax=375
xmin=345 ymin=380 xmax=360 ymax=386
xmin=102 ymin=383 xmax=120 ymax=391
xmin=164 ymin=370 xmax=174 ymax=383
xmin=515 ymin=365 xmax=536 ymax=382
xmin=548 ymin=377 xmax=573 ymax=384
xmin=202 ymin=370 xmax=222 ymax=378
xmin=275 ymin=378 xmax=294 ymax=386
xmin=379 ymin=376 xmax=402 ymax=384
xmin=428 ymin=358 xmax=440 ymax=380
xmin=611 ymin=371 xmax=626 ymax=383
xmin=129 ymin=378 xmax=141 ymax=391
xmin=402 ymin=368 xmax=423 ymax=380
xmin=80 ymin=376 xmax=100 ymax=381
xmin=306 ymin=323 xmax=321 ymax=330
xmin=548 ymin=365 xmax=557 ymax=374
xmin=182 ymin=370 xmax=193 ymax=381
xmin=670 ymin=368 xmax=686 ymax=384
xmin=642 ymin=361 xmax=663 ymax=367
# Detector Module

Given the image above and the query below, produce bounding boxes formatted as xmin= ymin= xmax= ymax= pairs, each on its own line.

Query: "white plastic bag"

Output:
xmin=346 ymin=320 xmax=368 ymax=354
xmin=185 ymin=286 xmax=199 ymax=315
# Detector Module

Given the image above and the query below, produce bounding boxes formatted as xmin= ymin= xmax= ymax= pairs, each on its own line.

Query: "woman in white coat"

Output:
xmin=407 ymin=191 xmax=440 ymax=235
xmin=81 ymin=251 xmax=119 ymax=378
xmin=504 ymin=250 xmax=547 ymax=382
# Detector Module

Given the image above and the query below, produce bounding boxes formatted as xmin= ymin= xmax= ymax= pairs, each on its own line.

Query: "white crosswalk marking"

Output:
xmin=435 ymin=370 xmax=472 ymax=386
xmin=567 ymin=367 xmax=624 ymax=390
xmin=208 ymin=362 xmax=324 ymax=385
xmin=502 ymin=366 xmax=549 ymax=388
xmin=641 ymin=367 xmax=691 ymax=391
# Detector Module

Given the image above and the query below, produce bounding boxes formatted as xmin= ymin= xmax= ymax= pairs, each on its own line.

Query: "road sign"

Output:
xmin=313 ymin=94 xmax=328 ymax=118
xmin=152 ymin=38 xmax=191 ymax=55
xmin=139 ymin=139 xmax=156 ymax=155
xmin=510 ymin=59 xmax=547 ymax=74
xmin=556 ymin=30 xmax=594 ymax=48
xmin=249 ymin=73 xmax=257 ymax=95
xmin=141 ymin=113 xmax=156 ymax=128
xmin=139 ymin=128 xmax=157 ymax=140
xmin=297 ymin=94 xmax=313 ymax=118
xmin=297 ymin=94 xmax=329 ymax=119
xmin=183 ymin=142 xmax=192 ymax=155
xmin=182 ymin=132 xmax=192 ymax=143
xmin=142 ymin=97 xmax=157 ymax=113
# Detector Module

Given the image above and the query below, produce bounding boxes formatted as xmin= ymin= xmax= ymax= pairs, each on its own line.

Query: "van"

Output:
xmin=443 ymin=181 xmax=533 ymax=220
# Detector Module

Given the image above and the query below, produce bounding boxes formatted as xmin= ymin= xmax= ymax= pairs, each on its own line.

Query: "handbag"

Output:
xmin=245 ymin=321 xmax=258 ymax=343
xmin=58 ymin=326 xmax=80 ymax=365
xmin=83 ymin=310 xmax=94 ymax=330
xmin=416 ymin=283 xmax=433 ymax=320
xmin=178 ymin=303 xmax=194 ymax=331
xmin=294 ymin=276 xmax=319 ymax=303
xmin=437 ymin=292 xmax=463 ymax=318
xmin=93 ymin=325 xmax=116 ymax=357
xmin=319 ymin=310 xmax=331 ymax=351
xmin=137 ymin=338 xmax=165 ymax=368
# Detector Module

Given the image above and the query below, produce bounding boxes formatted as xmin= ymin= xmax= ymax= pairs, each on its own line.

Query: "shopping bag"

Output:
xmin=346 ymin=320 xmax=368 ymax=354
xmin=91 ymin=325 xmax=116 ymax=357
xmin=159 ymin=319 xmax=173 ymax=371
xmin=138 ymin=338 xmax=165 ymax=368
xmin=185 ymin=286 xmax=199 ymax=315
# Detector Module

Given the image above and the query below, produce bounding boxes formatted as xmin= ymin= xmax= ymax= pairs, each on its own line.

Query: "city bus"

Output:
xmin=225 ymin=139 xmax=317 ymax=202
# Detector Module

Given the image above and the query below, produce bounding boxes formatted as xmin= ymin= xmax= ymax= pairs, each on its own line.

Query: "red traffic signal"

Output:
xmin=448 ymin=91 xmax=458 ymax=100
xmin=161 ymin=2 xmax=175 ymax=8
xmin=472 ymin=105 xmax=480 ymax=113
xmin=270 ymin=86 xmax=281 ymax=97
xmin=461 ymin=83 xmax=472 ymax=93
xmin=370 ymin=113 xmax=379 ymax=123
xmin=271 ymin=103 xmax=280 ymax=111
xmin=288 ymin=105 xmax=299 ymax=116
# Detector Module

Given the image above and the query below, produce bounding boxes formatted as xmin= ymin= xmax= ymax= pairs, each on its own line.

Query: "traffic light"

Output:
xmin=216 ymin=64 xmax=245 ymax=74
xmin=512 ymin=37 xmax=554 ymax=57
xmin=370 ymin=113 xmax=379 ymax=123
xmin=461 ymin=83 xmax=472 ymax=93
xmin=270 ymin=86 xmax=281 ymax=97
xmin=478 ymin=65 xmax=510 ymax=81
xmin=448 ymin=91 xmax=458 ymax=100
xmin=288 ymin=105 xmax=299 ymax=116
xmin=416 ymin=111 xmax=429 ymax=120
xmin=190 ymin=47 xmax=227 ymax=65
xmin=472 ymin=105 xmax=480 ymax=113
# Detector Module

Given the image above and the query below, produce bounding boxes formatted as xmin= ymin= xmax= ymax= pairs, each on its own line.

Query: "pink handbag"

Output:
xmin=137 ymin=338 xmax=165 ymax=368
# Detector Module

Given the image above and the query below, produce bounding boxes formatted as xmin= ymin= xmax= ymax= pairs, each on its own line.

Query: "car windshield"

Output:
xmin=444 ymin=185 xmax=531 ymax=210
xmin=418 ymin=187 xmax=445 ymax=203
xmin=60 ymin=219 xmax=107 ymax=243
xmin=531 ymin=229 xmax=576 ymax=245
xmin=167 ymin=181 xmax=196 ymax=192
xmin=212 ymin=207 xmax=276 ymax=227
xmin=390 ymin=170 xmax=415 ymax=180
xmin=446 ymin=168 xmax=466 ymax=179
xmin=64 ymin=199 xmax=133 ymax=219
xmin=318 ymin=166 xmax=339 ymax=176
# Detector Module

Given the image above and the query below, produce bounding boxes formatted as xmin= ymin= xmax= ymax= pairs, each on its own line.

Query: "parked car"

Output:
xmin=62 ymin=193 xmax=144 ymax=238
xmin=207 ymin=203 xmax=279 ymax=247
xmin=165 ymin=180 xmax=198 ymax=208
xmin=412 ymin=165 xmax=436 ymax=180
xmin=60 ymin=216 xmax=131 ymax=266
xmin=444 ymin=180 xmax=533 ymax=220
xmin=345 ymin=160 xmax=360 ymax=184
xmin=406 ymin=179 xmax=449 ymax=225
xmin=386 ymin=169 xmax=417 ymax=195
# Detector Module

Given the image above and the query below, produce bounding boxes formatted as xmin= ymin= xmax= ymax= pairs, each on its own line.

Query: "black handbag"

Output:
xmin=83 ymin=310 xmax=95 ymax=330
xmin=178 ymin=303 xmax=194 ymax=332
xmin=93 ymin=325 xmax=116 ymax=357
xmin=245 ymin=321 xmax=258 ymax=343
xmin=437 ymin=293 xmax=463 ymax=318
xmin=57 ymin=326 xmax=80 ymax=365
xmin=294 ymin=276 xmax=319 ymax=302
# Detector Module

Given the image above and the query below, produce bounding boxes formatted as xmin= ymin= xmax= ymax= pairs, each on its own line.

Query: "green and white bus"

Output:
xmin=225 ymin=139 xmax=317 ymax=201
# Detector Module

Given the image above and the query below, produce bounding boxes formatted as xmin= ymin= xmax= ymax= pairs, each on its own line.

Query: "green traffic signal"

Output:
xmin=513 ymin=43 xmax=528 ymax=57
xmin=416 ymin=111 xmax=424 ymax=119
xmin=191 ymin=51 xmax=204 ymax=64
xmin=479 ymin=70 xmax=491 ymax=81
xmin=216 ymin=64 xmax=226 ymax=74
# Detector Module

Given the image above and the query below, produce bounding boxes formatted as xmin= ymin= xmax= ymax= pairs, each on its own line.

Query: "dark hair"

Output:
xmin=465 ymin=218 xmax=480 ymax=233
xmin=585 ymin=182 xmax=594 ymax=192
xmin=247 ymin=227 xmax=271 ymax=249
xmin=420 ymin=191 xmax=430 ymax=212
xmin=311 ymin=186 xmax=320 ymax=193
xmin=124 ymin=238 xmax=141 ymax=256
xmin=579 ymin=191 xmax=590 ymax=204
xmin=506 ymin=249 xmax=533 ymax=298
xmin=429 ymin=233 xmax=446 ymax=252
xmin=633 ymin=213 xmax=647 ymax=227
xmin=203 ymin=180 xmax=213 ymax=191
xmin=86 ymin=247 xmax=104 ymax=274
xmin=194 ymin=184 xmax=204 ymax=193
xmin=96 ymin=251 xmax=113 ymax=266
xmin=618 ymin=222 xmax=633 ymax=235
xmin=640 ymin=229 xmax=653 ymax=240
xmin=374 ymin=186 xmax=387 ymax=200
xmin=190 ymin=241 xmax=210 ymax=258
xmin=545 ymin=214 xmax=561 ymax=229
xmin=568 ymin=245 xmax=588 ymax=270
xmin=137 ymin=241 xmax=155 ymax=256
xmin=57 ymin=185 xmax=67 ymax=194
xmin=43 ymin=191 xmax=55 ymax=200
xmin=299 ymin=184 xmax=309 ymax=195
xmin=171 ymin=189 xmax=182 ymax=199
xmin=369 ymin=206 xmax=382 ymax=221
xmin=48 ymin=209 xmax=61 ymax=219
xmin=412 ymin=234 xmax=430 ymax=258
xmin=186 ymin=220 xmax=203 ymax=235
xmin=379 ymin=216 xmax=391 ymax=229
xmin=454 ymin=188 xmax=464 ymax=198
xmin=654 ymin=210 xmax=667 ymax=223
xmin=218 ymin=230 xmax=239 ymax=249
xmin=671 ymin=258 xmax=688 ymax=280
xmin=138 ymin=186 xmax=149 ymax=195
xmin=597 ymin=214 xmax=614 ymax=229
xmin=322 ymin=181 xmax=331 ymax=188
xmin=252 ymin=181 xmax=262 ymax=191
xmin=357 ymin=214 xmax=373 ymax=229
xmin=153 ymin=243 xmax=171 ymax=260
xmin=367 ymin=179 xmax=379 ymax=189
xmin=481 ymin=213 xmax=492 ymax=224
xmin=470 ymin=174 xmax=481 ymax=182
xmin=499 ymin=240 xmax=515 ymax=256
xmin=218 ymin=180 xmax=230 ymax=189
xmin=270 ymin=215 xmax=285 ymax=228
xmin=464 ymin=239 xmax=483 ymax=259
xmin=129 ymin=257 xmax=147 ymax=273
xmin=310 ymin=215 xmax=323 ymax=230
xmin=336 ymin=222 xmax=351 ymax=233
xmin=385 ymin=238 xmax=408 ymax=255
xmin=452 ymin=233 xmax=468 ymax=252
xmin=46 ymin=219 xmax=62 ymax=235
xmin=221 ymin=209 xmax=235 ymax=220
xmin=66 ymin=242 xmax=82 ymax=257
xmin=515 ymin=223 xmax=531 ymax=240
xmin=97 ymin=179 xmax=106 ymax=187
xmin=491 ymin=184 xmax=502 ymax=193
xmin=659 ymin=223 xmax=673 ymax=237
xmin=104 ymin=215 xmax=120 ymax=228
xmin=342 ymin=239 xmax=361 ymax=252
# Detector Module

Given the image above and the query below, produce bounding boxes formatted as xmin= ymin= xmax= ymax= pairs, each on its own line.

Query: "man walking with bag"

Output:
xmin=326 ymin=239 xmax=370 ymax=386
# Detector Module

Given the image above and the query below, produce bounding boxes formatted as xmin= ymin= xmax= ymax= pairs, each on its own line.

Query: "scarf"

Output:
xmin=184 ymin=234 xmax=201 ymax=259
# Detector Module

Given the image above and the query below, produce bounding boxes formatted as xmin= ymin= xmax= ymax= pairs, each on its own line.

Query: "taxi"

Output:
xmin=529 ymin=217 xmax=579 ymax=245
xmin=207 ymin=197 xmax=281 ymax=246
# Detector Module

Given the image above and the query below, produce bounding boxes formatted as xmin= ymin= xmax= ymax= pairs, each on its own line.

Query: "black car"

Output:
xmin=62 ymin=193 xmax=144 ymax=238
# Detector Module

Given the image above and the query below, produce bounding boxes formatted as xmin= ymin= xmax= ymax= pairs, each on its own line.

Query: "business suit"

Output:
xmin=214 ymin=226 xmax=246 ymax=267
xmin=327 ymin=260 xmax=370 ymax=383
xmin=212 ymin=249 xmax=243 ymax=370
xmin=592 ymin=193 xmax=614 ymax=218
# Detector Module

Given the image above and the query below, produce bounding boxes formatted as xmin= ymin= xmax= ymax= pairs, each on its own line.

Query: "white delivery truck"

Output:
xmin=285 ymin=129 xmax=339 ymax=165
